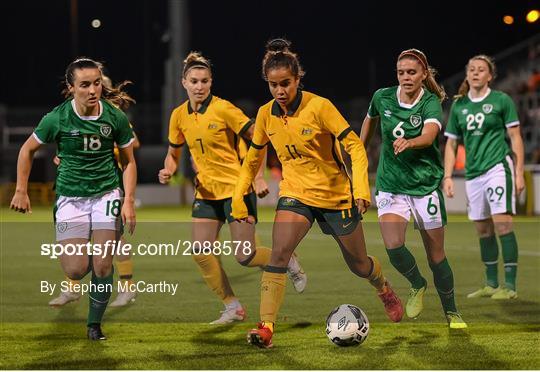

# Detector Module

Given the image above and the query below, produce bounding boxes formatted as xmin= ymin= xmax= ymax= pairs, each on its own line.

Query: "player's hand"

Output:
xmin=10 ymin=190 xmax=32 ymax=214
xmin=254 ymin=177 xmax=269 ymax=198
xmin=121 ymin=201 xmax=136 ymax=235
xmin=393 ymin=138 xmax=412 ymax=155
xmin=231 ymin=197 xmax=254 ymax=223
xmin=158 ymin=168 xmax=172 ymax=184
xmin=516 ymin=173 xmax=525 ymax=196
xmin=355 ymin=198 xmax=370 ymax=214
xmin=53 ymin=156 xmax=60 ymax=166
xmin=443 ymin=177 xmax=454 ymax=198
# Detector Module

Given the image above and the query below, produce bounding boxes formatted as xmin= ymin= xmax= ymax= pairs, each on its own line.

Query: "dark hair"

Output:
xmin=62 ymin=57 xmax=135 ymax=111
xmin=397 ymin=48 xmax=447 ymax=101
xmin=261 ymin=38 xmax=305 ymax=81
xmin=456 ymin=55 xmax=497 ymax=98
xmin=182 ymin=51 xmax=212 ymax=78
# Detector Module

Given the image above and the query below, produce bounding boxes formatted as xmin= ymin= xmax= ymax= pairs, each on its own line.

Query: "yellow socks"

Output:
xmin=260 ymin=268 xmax=287 ymax=324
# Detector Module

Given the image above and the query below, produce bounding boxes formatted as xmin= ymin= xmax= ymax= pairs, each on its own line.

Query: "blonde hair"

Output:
xmin=398 ymin=48 xmax=447 ymax=101
xmin=455 ymin=55 xmax=497 ymax=98
xmin=182 ymin=51 xmax=212 ymax=78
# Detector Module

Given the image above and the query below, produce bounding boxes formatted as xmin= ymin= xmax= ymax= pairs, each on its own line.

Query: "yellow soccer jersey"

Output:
xmin=250 ymin=90 xmax=370 ymax=210
xmin=168 ymin=94 xmax=253 ymax=200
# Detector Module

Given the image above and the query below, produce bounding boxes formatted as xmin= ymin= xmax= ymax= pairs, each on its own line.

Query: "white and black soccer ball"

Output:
xmin=325 ymin=304 xmax=369 ymax=346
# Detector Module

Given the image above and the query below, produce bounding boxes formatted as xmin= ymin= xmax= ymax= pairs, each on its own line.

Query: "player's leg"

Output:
xmin=491 ymin=214 xmax=518 ymax=299
xmin=414 ymin=190 xmax=466 ymax=329
xmin=248 ymin=206 xmax=312 ymax=348
xmin=192 ymin=216 xmax=241 ymax=324
xmin=486 ymin=156 xmax=518 ymax=299
xmin=466 ymin=172 xmax=502 ymax=298
xmin=469 ymin=219 xmax=502 ymax=297
xmin=109 ymin=236 xmax=136 ymax=307
xmin=330 ymin=207 xmax=403 ymax=323
xmin=227 ymin=193 xmax=306 ymax=293
xmin=50 ymin=196 xmax=92 ymax=307
xmin=50 ymin=239 xmax=91 ymax=307
xmin=85 ymin=188 xmax=123 ymax=340
xmin=377 ymin=192 xmax=426 ymax=318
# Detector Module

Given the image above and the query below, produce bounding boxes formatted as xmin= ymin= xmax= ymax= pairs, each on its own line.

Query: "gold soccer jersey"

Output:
xmin=248 ymin=90 xmax=369 ymax=209
xmin=168 ymin=95 xmax=253 ymax=199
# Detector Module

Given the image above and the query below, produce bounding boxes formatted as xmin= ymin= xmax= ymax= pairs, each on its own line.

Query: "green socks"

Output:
xmin=479 ymin=235 xmax=499 ymax=288
xmin=429 ymin=257 xmax=457 ymax=313
xmin=386 ymin=245 xmax=426 ymax=289
xmin=87 ymin=267 xmax=114 ymax=326
xmin=499 ymin=232 xmax=518 ymax=291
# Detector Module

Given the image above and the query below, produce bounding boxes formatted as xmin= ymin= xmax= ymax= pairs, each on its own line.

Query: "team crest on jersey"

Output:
xmin=56 ymin=222 xmax=68 ymax=233
xmin=482 ymin=104 xmax=493 ymax=114
xmin=301 ymin=128 xmax=313 ymax=136
xmin=100 ymin=125 xmax=112 ymax=137
xmin=409 ymin=115 xmax=422 ymax=127
xmin=208 ymin=123 xmax=218 ymax=129
xmin=282 ymin=198 xmax=297 ymax=207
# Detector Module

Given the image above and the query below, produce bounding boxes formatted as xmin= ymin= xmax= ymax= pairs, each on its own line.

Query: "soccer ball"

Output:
xmin=325 ymin=304 xmax=369 ymax=346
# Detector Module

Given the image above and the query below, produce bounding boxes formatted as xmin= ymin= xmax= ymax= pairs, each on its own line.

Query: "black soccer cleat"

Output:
xmin=87 ymin=324 xmax=107 ymax=341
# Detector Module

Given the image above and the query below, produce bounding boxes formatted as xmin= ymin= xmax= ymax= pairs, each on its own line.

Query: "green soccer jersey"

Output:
xmin=33 ymin=99 xmax=134 ymax=197
xmin=445 ymin=89 xmax=519 ymax=180
xmin=367 ymin=86 xmax=444 ymax=196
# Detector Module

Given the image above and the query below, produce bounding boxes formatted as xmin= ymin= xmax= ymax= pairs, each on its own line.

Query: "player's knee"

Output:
xmin=92 ymin=263 xmax=112 ymax=278
xmin=495 ymin=222 xmax=512 ymax=236
xmin=65 ymin=266 xmax=89 ymax=280
xmin=347 ymin=257 xmax=372 ymax=278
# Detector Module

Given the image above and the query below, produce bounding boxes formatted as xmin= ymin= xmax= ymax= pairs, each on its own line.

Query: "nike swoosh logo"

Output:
xmin=342 ymin=222 xmax=352 ymax=228
xmin=268 ymin=132 xmax=276 ymax=136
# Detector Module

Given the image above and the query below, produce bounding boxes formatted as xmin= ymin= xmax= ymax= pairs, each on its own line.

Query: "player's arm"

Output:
xmin=159 ymin=145 xmax=182 ymax=184
xmin=118 ymin=144 xmax=137 ymax=234
xmin=393 ymin=122 xmax=440 ymax=155
xmin=241 ymin=123 xmax=269 ymax=198
xmin=443 ymin=137 xmax=458 ymax=198
xmin=359 ymin=115 xmax=379 ymax=147
xmin=507 ymin=126 xmax=525 ymax=195
xmin=10 ymin=135 xmax=42 ymax=213
xmin=339 ymin=129 xmax=371 ymax=213
xmin=232 ymin=111 xmax=269 ymax=222
xmin=160 ymin=109 xmax=184 ymax=184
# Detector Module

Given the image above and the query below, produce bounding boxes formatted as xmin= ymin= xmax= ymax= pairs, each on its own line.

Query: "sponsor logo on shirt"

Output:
xmin=462 ymin=109 xmax=469 ymax=115
xmin=208 ymin=123 xmax=218 ymax=129
xmin=301 ymin=128 xmax=313 ymax=136
xmin=384 ymin=110 xmax=392 ymax=118
xmin=70 ymin=129 xmax=80 ymax=136
xmin=100 ymin=125 xmax=112 ymax=138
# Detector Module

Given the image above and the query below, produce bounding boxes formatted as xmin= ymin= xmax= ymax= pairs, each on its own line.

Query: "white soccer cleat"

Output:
xmin=48 ymin=291 xmax=81 ymax=307
xmin=287 ymin=253 xmax=307 ymax=293
xmin=210 ymin=305 xmax=246 ymax=325
xmin=109 ymin=290 xmax=137 ymax=307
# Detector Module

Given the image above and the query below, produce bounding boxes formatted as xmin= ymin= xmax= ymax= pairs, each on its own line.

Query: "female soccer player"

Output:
xmin=10 ymin=57 xmax=137 ymax=340
xmin=48 ymin=70 xmax=140 ymax=308
xmin=443 ymin=55 xmax=524 ymax=300
xmin=231 ymin=39 xmax=403 ymax=349
xmin=159 ymin=51 xmax=306 ymax=325
xmin=360 ymin=48 xmax=466 ymax=329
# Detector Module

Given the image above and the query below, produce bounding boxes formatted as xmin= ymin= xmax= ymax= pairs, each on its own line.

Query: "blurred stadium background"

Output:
xmin=0 ymin=0 xmax=539 ymax=210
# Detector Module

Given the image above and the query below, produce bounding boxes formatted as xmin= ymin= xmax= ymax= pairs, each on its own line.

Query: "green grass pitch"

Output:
xmin=1 ymin=206 xmax=539 ymax=369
